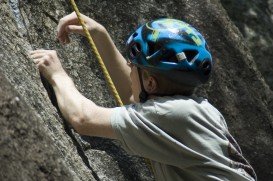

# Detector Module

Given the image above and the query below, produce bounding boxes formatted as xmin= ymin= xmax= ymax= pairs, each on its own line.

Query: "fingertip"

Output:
xmin=59 ymin=39 xmax=69 ymax=45
xmin=63 ymin=34 xmax=70 ymax=44
xmin=57 ymin=30 xmax=64 ymax=40
xmin=37 ymin=61 xmax=45 ymax=69
xmin=57 ymin=37 xmax=63 ymax=44
xmin=33 ymin=59 xmax=39 ymax=64
xmin=56 ymin=32 xmax=60 ymax=39
xmin=28 ymin=53 xmax=33 ymax=59
xmin=63 ymin=38 xmax=70 ymax=45
xmin=29 ymin=50 xmax=34 ymax=55
xmin=57 ymin=35 xmax=65 ymax=44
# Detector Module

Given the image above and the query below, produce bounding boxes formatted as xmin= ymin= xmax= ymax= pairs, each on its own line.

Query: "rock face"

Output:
xmin=220 ymin=0 xmax=273 ymax=91
xmin=0 ymin=70 xmax=76 ymax=180
xmin=0 ymin=0 xmax=152 ymax=180
xmin=0 ymin=0 xmax=272 ymax=180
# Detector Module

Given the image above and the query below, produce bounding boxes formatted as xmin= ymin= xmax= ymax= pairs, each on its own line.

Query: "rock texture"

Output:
xmin=0 ymin=70 xmax=76 ymax=180
xmin=221 ymin=0 xmax=273 ymax=91
xmin=0 ymin=0 xmax=273 ymax=180
xmin=0 ymin=0 xmax=152 ymax=180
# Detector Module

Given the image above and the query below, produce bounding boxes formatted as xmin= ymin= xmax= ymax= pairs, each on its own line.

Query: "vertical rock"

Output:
xmin=0 ymin=70 xmax=78 ymax=180
xmin=0 ymin=0 xmax=272 ymax=180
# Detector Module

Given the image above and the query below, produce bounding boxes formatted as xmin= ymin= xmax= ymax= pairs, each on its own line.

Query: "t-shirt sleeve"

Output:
xmin=111 ymin=106 xmax=161 ymax=156
xmin=110 ymin=104 xmax=198 ymax=165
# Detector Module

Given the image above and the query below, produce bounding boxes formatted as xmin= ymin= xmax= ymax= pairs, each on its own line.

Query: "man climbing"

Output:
xmin=30 ymin=12 xmax=257 ymax=180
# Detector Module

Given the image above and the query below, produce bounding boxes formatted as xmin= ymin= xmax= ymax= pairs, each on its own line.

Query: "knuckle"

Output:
xmin=37 ymin=63 xmax=44 ymax=69
xmin=43 ymin=55 xmax=50 ymax=62
xmin=47 ymin=52 xmax=54 ymax=59
xmin=50 ymin=51 xmax=57 ymax=58
xmin=44 ymin=59 xmax=50 ymax=66
xmin=43 ymin=54 xmax=49 ymax=59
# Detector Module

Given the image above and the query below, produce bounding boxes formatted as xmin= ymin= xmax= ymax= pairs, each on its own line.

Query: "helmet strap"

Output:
xmin=137 ymin=68 xmax=149 ymax=103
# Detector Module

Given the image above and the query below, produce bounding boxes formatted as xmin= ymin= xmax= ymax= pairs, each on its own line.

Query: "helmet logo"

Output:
xmin=126 ymin=18 xmax=212 ymax=86
xmin=146 ymin=19 xmax=202 ymax=46
xmin=183 ymin=28 xmax=202 ymax=46
xmin=151 ymin=30 xmax=160 ymax=42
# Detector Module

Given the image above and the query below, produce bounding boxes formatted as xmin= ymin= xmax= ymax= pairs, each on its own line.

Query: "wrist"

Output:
xmin=51 ymin=72 xmax=72 ymax=87
xmin=90 ymin=24 xmax=106 ymax=37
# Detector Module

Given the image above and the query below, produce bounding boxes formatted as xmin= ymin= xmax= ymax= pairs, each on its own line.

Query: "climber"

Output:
xmin=30 ymin=12 xmax=257 ymax=180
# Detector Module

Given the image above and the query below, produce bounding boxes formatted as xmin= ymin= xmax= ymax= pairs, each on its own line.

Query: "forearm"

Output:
xmin=51 ymin=73 xmax=116 ymax=139
xmin=51 ymin=73 xmax=86 ymax=127
xmin=57 ymin=12 xmax=133 ymax=104
xmin=91 ymin=27 xmax=132 ymax=104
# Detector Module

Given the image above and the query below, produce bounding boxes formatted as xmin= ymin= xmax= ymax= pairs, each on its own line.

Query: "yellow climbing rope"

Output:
xmin=69 ymin=0 xmax=123 ymax=106
xmin=69 ymin=0 xmax=154 ymax=175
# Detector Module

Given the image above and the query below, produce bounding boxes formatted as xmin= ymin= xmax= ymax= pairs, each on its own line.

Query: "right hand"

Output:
xmin=57 ymin=12 xmax=104 ymax=44
xmin=30 ymin=49 xmax=67 ymax=85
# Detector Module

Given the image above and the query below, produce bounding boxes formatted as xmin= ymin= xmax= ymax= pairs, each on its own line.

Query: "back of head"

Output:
xmin=126 ymin=18 xmax=213 ymax=99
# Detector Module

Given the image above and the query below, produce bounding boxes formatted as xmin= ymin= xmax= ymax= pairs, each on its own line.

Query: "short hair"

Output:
xmin=142 ymin=69 xmax=196 ymax=96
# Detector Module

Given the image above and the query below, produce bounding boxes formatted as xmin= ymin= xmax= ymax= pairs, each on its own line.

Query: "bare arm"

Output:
xmin=30 ymin=50 xmax=117 ymax=139
xmin=52 ymin=73 xmax=117 ymax=139
xmin=57 ymin=12 xmax=133 ymax=104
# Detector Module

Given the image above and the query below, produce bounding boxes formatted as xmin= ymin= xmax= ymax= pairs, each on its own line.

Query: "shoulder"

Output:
xmin=112 ymin=95 xmax=224 ymax=127
xmin=120 ymin=96 xmax=196 ymax=119
xmin=110 ymin=100 xmax=158 ymax=129
xmin=152 ymin=95 xmax=226 ymax=126
xmin=151 ymin=95 xmax=207 ymax=116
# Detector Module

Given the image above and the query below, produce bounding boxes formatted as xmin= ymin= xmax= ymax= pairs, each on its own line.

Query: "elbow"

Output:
xmin=66 ymin=99 xmax=98 ymax=136
xmin=69 ymin=115 xmax=86 ymax=135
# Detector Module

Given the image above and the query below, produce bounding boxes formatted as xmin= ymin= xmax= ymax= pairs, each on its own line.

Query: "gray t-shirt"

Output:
xmin=111 ymin=95 xmax=257 ymax=181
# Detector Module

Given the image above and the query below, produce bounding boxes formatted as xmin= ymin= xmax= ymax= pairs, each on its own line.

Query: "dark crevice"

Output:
xmin=41 ymin=78 xmax=101 ymax=181
xmin=62 ymin=120 xmax=101 ymax=181
xmin=8 ymin=1 xmax=101 ymax=180
xmin=39 ymin=58 xmax=101 ymax=181
xmin=43 ymin=10 xmax=59 ymax=24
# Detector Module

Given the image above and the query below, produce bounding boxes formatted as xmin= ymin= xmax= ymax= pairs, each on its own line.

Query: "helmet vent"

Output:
xmin=201 ymin=60 xmax=211 ymax=75
xmin=130 ymin=43 xmax=141 ymax=58
xmin=184 ymin=50 xmax=198 ymax=62
xmin=133 ymin=32 xmax=138 ymax=38
xmin=148 ymin=41 xmax=158 ymax=56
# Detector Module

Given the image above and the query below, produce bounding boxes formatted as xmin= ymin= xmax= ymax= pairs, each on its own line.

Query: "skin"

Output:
xmin=30 ymin=12 xmax=158 ymax=139
xmin=57 ymin=12 xmax=132 ymax=104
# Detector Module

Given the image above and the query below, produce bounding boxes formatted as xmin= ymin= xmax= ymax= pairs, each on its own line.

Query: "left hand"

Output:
xmin=30 ymin=49 xmax=67 ymax=85
xmin=57 ymin=12 xmax=105 ymax=44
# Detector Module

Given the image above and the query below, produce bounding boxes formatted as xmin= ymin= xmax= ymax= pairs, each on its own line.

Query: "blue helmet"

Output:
xmin=126 ymin=18 xmax=213 ymax=87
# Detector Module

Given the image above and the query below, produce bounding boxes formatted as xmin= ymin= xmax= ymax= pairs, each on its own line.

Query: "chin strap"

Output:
xmin=137 ymin=68 xmax=149 ymax=103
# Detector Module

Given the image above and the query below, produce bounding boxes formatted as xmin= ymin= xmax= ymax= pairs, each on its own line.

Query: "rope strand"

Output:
xmin=69 ymin=0 xmax=123 ymax=106
xmin=69 ymin=0 xmax=154 ymax=175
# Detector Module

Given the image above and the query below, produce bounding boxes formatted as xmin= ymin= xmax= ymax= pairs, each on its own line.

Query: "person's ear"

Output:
xmin=145 ymin=75 xmax=158 ymax=94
